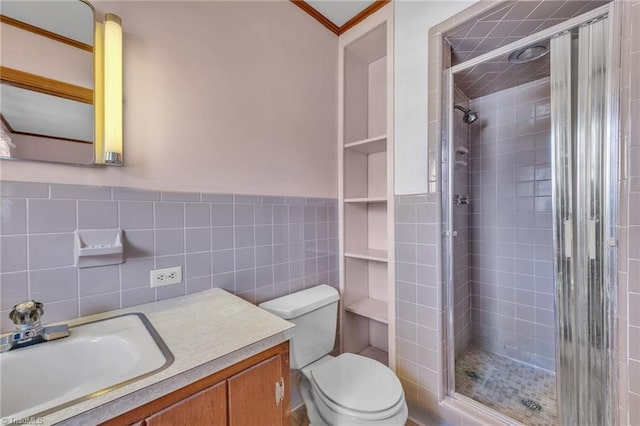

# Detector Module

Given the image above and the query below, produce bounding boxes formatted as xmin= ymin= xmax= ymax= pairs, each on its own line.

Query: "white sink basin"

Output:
xmin=0 ymin=313 xmax=173 ymax=422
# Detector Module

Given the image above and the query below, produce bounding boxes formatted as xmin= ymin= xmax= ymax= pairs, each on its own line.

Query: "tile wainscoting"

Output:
xmin=0 ymin=181 xmax=338 ymax=332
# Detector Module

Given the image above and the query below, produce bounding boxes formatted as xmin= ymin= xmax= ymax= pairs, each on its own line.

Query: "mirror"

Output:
xmin=0 ymin=0 xmax=96 ymax=165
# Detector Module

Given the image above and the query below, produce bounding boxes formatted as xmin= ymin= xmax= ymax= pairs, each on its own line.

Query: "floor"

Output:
xmin=292 ymin=347 xmax=556 ymax=426
xmin=291 ymin=405 xmax=310 ymax=426
xmin=455 ymin=347 xmax=557 ymax=426
xmin=290 ymin=404 xmax=443 ymax=426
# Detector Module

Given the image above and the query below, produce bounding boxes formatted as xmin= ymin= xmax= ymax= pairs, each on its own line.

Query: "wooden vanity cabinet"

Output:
xmin=101 ymin=341 xmax=290 ymax=426
xmin=144 ymin=381 xmax=227 ymax=425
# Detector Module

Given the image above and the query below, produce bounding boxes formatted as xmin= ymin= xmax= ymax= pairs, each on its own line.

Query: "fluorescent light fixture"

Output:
xmin=94 ymin=21 xmax=104 ymax=163
xmin=95 ymin=13 xmax=122 ymax=165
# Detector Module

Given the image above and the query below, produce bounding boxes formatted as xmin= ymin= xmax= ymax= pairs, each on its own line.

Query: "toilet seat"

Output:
xmin=311 ymin=383 xmax=406 ymax=422
xmin=303 ymin=353 xmax=406 ymax=422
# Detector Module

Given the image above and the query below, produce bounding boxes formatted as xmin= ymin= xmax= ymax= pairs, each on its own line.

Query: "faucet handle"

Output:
xmin=9 ymin=300 xmax=44 ymax=328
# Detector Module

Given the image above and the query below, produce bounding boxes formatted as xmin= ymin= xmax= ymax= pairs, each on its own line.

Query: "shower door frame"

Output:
xmin=441 ymin=2 xmax=621 ymax=423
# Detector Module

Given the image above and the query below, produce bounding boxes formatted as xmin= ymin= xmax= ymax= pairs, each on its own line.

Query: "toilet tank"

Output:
xmin=259 ymin=285 xmax=339 ymax=370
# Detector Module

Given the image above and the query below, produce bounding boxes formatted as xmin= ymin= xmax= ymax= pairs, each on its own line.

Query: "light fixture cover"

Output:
xmin=95 ymin=13 xmax=122 ymax=165
xmin=94 ymin=21 xmax=104 ymax=163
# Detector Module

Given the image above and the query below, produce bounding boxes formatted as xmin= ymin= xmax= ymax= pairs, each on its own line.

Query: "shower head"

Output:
xmin=454 ymin=105 xmax=479 ymax=124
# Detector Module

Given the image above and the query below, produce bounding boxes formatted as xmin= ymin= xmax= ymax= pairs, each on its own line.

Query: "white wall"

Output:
xmin=0 ymin=1 xmax=338 ymax=198
xmin=394 ymin=0 xmax=476 ymax=195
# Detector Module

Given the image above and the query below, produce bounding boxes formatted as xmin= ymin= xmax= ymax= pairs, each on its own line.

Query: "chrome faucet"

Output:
xmin=0 ymin=300 xmax=69 ymax=352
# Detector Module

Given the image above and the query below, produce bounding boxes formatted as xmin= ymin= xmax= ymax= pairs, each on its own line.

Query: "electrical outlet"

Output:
xmin=150 ymin=266 xmax=182 ymax=288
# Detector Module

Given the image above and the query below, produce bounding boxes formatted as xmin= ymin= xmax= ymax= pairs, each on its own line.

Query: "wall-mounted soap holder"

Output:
xmin=75 ymin=229 xmax=124 ymax=268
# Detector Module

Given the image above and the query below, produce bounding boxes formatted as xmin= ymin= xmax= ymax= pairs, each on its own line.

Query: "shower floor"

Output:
xmin=455 ymin=347 xmax=557 ymax=426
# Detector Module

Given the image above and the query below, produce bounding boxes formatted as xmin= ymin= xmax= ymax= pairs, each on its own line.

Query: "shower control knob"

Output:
xmin=453 ymin=195 xmax=470 ymax=206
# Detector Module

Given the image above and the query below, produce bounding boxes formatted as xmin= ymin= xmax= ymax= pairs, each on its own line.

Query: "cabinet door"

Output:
xmin=145 ymin=381 xmax=227 ymax=426
xmin=227 ymin=354 xmax=284 ymax=426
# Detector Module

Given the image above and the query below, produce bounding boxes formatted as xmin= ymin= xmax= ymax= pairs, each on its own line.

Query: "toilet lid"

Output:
xmin=310 ymin=353 xmax=403 ymax=413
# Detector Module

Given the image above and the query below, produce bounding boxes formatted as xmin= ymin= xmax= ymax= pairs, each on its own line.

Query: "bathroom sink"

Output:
xmin=0 ymin=313 xmax=174 ymax=422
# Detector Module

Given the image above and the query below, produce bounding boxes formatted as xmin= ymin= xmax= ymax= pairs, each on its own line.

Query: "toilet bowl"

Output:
xmin=259 ymin=285 xmax=408 ymax=426
xmin=301 ymin=353 xmax=408 ymax=425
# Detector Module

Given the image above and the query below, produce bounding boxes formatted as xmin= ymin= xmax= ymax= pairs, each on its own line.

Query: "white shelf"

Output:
xmin=344 ymin=248 xmax=388 ymax=262
xmin=345 ymin=297 xmax=388 ymax=324
xmin=339 ymin=12 xmax=393 ymax=359
xmin=344 ymin=197 xmax=387 ymax=204
xmin=344 ymin=135 xmax=387 ymax=154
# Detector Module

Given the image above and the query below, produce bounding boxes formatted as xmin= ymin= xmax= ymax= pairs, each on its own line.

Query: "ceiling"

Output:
xmin=454 ymin=46 xmax=550 ymax=99
xmin=291 ymin=0 xmax=388 ymax=35
xmin=445 ymin=0 xmax=610 ymax=66
xmin=307 ymin=0 xmax=374 ymax=27
xmin=447 ymin=0 xmax=611 ymax=99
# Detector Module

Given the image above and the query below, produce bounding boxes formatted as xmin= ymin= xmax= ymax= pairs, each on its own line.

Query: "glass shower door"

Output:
xmin=550 ymin=16 xmax=614 ymax=426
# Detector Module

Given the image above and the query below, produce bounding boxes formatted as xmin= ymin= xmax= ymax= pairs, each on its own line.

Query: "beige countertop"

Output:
xmin=16 ymin=289 xmax=294 ymax=425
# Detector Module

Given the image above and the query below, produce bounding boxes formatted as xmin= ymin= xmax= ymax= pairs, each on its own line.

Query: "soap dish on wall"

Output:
xmin=75 ymin=229 xmax=124 ymax=268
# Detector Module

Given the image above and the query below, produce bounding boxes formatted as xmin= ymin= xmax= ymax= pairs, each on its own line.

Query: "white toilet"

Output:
xmin=259 ymin=285 xmax=408 ymax=426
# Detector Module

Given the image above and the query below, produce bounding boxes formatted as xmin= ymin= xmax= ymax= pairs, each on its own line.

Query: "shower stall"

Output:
xmin=441 ymin=3 xmax=619 ymax=425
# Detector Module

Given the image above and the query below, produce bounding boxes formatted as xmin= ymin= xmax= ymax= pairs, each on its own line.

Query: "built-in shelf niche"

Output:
xmin=346 ymin=296 xmax=388 ymax=323
xmin=344 ymin=24 xmax=387 ymax=146
xmin=344 ymin=202 xmax=387 ymax=257
xmin=339 ymin=13 xmax=393 ymax=366
xmin=344 ymin=248 xmax=387 ymax=262
xmin=343 ymin=257 xmax=389 ymax=354
xmin=344 ymin=147 xmax=387 ymax=200
xmin=344 ymin=134 xmax=387 ymax=153
xmin=344 ymin=197 xmax=387 ymax=203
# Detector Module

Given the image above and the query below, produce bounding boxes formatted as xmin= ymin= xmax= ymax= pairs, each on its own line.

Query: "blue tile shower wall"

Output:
xmin=0 ymin=181 xmax=338 ymax=332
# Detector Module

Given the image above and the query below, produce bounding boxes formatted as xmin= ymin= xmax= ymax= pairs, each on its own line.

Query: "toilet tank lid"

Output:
xmin=259 ymin=284 xmax=339 ymax=319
